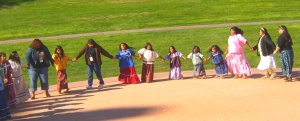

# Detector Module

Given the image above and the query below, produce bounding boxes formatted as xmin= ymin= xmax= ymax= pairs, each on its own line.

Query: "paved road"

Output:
xmin=1 ymin=20 xmax=300 ymax=44
xmin=9 ymin=68 xmax=300 ymax=121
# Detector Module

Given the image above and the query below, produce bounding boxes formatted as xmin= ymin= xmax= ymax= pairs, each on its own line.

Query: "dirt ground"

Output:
xmin=9 ymin=68 xmax=300 ymax=121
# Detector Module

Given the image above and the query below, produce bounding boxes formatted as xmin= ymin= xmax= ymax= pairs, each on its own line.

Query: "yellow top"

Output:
xmin=52 ymin=54 xmax=70 ymax=70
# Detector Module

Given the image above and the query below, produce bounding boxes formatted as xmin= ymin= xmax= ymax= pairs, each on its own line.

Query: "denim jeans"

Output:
xmin=280 ymin=49 xmax=294 ymax=75
xmin=87 ymin=62 xmax=104 ymax=86
xmin=28 ymin=67 xmax=49 ymax=91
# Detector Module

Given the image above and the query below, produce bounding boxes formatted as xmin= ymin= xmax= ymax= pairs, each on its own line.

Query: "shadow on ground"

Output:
xmin=10 ymin=84 xmax=124 ymax=121
xmin=12 ymin=106 xmax=161 ymax=121
xmin=0 ymin=0 xmax=35 ymax=9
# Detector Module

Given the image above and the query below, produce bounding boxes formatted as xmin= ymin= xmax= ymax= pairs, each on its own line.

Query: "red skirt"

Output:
xmin=119 ymin=66 xmax=140 ymax=84
xmin=56 ymin=69 xmax=68 ymax=92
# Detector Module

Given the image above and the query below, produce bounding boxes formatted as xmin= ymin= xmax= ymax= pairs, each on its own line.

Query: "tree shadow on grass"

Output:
xmin=0 ymin=0 xmax=35 ymax=9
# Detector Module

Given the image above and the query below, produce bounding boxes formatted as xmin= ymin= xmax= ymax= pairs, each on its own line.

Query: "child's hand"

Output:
xmin=72 ymin=58 xmax=77 ymax=62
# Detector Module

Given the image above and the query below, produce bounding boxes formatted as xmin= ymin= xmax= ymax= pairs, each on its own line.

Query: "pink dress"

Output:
xmin=225 ymin=34 xmax=252 ymax=75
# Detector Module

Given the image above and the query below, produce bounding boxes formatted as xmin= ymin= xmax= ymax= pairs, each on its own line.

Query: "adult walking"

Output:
xmin=25 ymin=39 xmax=54 ymax=99
xmin=273 ymin=25 xmax=294 ymax=81
xmin=225 ymin=26 xmax=253 ymax=79
xmin=73 ymin=39 xmax=114 ymax=89
xmin=252 ymin=28 xmax=277 ymax=79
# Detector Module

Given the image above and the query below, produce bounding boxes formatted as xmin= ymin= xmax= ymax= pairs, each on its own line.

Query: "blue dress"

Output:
xmin=116 ymin=49 xmax=140 ymax=84
xmin=210 ymin=52 xmax=228 ymax=76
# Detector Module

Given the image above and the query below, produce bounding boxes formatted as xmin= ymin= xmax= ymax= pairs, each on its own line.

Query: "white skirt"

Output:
xmin=257 ymin=54 xmax=277 ymax=70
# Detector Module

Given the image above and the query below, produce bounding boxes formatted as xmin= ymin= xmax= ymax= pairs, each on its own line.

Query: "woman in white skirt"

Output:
xmin=252 ymin=28 xmax=277 ymax=79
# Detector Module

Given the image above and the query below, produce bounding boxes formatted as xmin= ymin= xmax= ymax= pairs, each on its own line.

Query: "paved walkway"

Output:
xmin=1 ymin=20 xmax=300 ymax=44
xmin=9 ymin=68 xmax=300 ymax=121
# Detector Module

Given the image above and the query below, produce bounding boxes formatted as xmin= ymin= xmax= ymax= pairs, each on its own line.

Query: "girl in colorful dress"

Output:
xmin=273 ymin=25 xmax=294 ymax=81
xmin=225 ymin=26 xmax=253 ymax=79
xmin=115 ymin=43 xmax=140 ymax=84
xmin=165 ymin=46 xmax=187 ymax=80
xmin=138 ymin=42 xmax=165 ymax=83
xmin=8 ymin=51 xmax=30 ymax=104
xmin=0 ymin=52 xmax=16 ymax=107
xmin=205 ymin=45 xmax=228 ymax=79
xmin=252 ymin=28 xmax=277 ymax=79
xmin=187 ymin=46 xmax=206 ymax=79
xmin=53 ymin=46 xmax=72 ymax=94
xmin=0 ymin=64 xmax=11 ymax=120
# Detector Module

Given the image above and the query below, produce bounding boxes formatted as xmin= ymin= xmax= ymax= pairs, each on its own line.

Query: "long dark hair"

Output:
xmin=260 ymin=27 xmax=272 ymax=40
xmin=119 ymin=42 xmax=134 ymax=50
xmin=279 ymin=25 xmax=293 ymax=45
xmin=29 ymin=38 xmax=44 ymax=49
xmin=144 ymin=42 xmax=154 ymax=51
xmin=87 ymin=39 xmax=101 ymax=48
xmin=169 ymin=46 xmax=177 ymax=54
xmin=208 ymin=45 xmax=223 ymax=54
xmin=192 ymin=46 xmax=201 ymax=53
xmin=54 ymin=46 xmax=65 ymax=59
xmin=231 ymin=26 xmax=243 ymax=35
xmin=9 ymin=51 xmax=21 ymax=64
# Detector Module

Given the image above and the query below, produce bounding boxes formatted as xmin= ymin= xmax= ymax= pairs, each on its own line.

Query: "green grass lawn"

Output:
xmin=0 ymin=23 xmax=299 ymax=86
xmin=0 ymin=0 xmax=300 ymax=40
xmin=0 ymin=0 xmax=299 ymax=86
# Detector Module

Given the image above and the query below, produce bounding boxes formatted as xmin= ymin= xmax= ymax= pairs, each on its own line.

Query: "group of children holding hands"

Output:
xmin=1 ymin=25 xmax=294 ymax=120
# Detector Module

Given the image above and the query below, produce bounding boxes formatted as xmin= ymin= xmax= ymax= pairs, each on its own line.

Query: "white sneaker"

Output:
xmin=86 ymin=85 xmax=92 ymax=89
xmin=98 ymin=84 xmax=104 ymax=89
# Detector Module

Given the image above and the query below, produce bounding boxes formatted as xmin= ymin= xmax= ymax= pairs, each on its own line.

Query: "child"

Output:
xmin=0 ymin=64 xmax=12 ymax=120
xmin=0 ymin=52 xmax=16 ymax=107
xmin=8 ymin=51 xmax=30 ymax=104
xmin=115 ymin=43 xmax=140 ymax=84
xmin=165 ymin=46 xmax=187 ymax=80
xmin=52 ymin=46 xmax=71 ymax=94
xmin=187 ymin=46 xmax=206 ymax=79
xmin=205 ymin=45 xmax=228 ymax=78
xmin=138 ymin=42 xmax=165 ymax=83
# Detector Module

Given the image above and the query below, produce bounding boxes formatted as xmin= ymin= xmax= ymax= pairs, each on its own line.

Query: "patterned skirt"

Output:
xmin=56 ymin=69 xmax=69 ymax=92
xmin=119 ymin=66 xmax=140 ymax=84
xmin=169 ymin=67 xmax=183 ymax=80
xmin=12 ymin=75 xmax=30 ymax=104
xmin=141 ymin=64 xmax=154 ymax=83
xmin=193 ymin=63 xmax=206 ymax=77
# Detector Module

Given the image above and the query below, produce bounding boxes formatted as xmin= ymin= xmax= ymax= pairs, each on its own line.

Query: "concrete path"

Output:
xmin=1 ymin=20 xmax=300 ymax=44
xmin=9 ymin=68 xmax=300 ymax=121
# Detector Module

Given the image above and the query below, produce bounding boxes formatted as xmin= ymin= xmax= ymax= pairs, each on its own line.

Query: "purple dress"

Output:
xmin=1 ymin=61 xmax=16 ymax=106
xmin=165 ymin=52 xmax=183 ymax=80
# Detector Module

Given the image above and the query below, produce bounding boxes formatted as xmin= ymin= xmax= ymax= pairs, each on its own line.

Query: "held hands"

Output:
xmin=25 ymin=64 xmax=30 ymax=69
xmin=72 ymin=58 xmax=77 ymax=62
xmin=249 ymin=48 xmax=254 ymax=52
